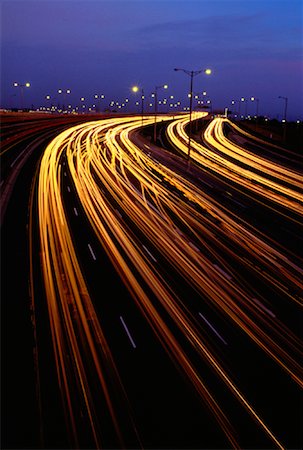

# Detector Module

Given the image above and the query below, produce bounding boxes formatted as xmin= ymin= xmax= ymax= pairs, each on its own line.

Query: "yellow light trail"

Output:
xmin=166 ymin=115 xmax=303 ymax=216
xmin=35 ymin=113 xmax=302 ymax=449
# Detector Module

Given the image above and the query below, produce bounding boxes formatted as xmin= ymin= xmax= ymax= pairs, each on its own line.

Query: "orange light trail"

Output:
xmin=35 ymin=113 xmax=302 ymax=449
xmin=166 ymin=115 xmax=303 ymax=216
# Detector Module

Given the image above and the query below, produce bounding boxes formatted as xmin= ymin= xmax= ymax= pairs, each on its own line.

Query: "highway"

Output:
xmin=1 ymin=112 xmax=302 ymax=449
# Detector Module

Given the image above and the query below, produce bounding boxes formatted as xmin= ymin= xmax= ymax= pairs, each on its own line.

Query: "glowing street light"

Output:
xmin=132 ymin=85 xmax=144 ymax=126
xmin=153 ymin=83 xmax=168 ymax=142
xmin=13 ymin=81 xmax=31 ymax=110
xmin=231 ymin=99 xmax=241 ymax=117
xmin=250 ymin=97 xmax=260 ymax=130
xmin=58 ymin=89 xmax=71 ymax=111
xmin=250 ymin=97 xmax=259 ymax=116
xmin=241 ymin=97 xmax=248 ymax=117
xmin=174 ymin=67 xmax=212 ymax=166
xmin=94 ymin=94 xmax=105 ymax=113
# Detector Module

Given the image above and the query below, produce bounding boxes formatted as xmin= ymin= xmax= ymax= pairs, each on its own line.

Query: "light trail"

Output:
xmin=37 ymin=117 xmax=147 ymax=449
xmin=166 ymin=115 xmax=303 ymax=216
xmin=34 ymin=113 xmax=302 ymax=449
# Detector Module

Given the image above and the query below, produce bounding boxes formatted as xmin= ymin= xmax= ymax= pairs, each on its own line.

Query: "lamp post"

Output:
xmin=278 ymin=96 xmax=288 ymax=141
xmin=94 ymin=94 xmax=105 ymax=113
xmin=240 ymin=97 xmax=248 ymax=118
xmin=45 ymin=95 xmax=51 ymax=111
xmin=206 ymin=99 xmax=212 ymax=113
xmin=45 ymin=95 xmax=59 ymax=112
xmin=251 ymin=97 xmax=259 ymax=130
xmin=153 ymin=83 xmax=168 ymax=143
xmin=174 ymin=68 xmax=211 ymax=166
xmin=80 ymin=97 xmax=85 ymax=113
xmin=231 ymin=100 xmax=241 ymax=117
xmin=250 ymin=97 xmax=259 ymax=117
xmin=58 ymin=89 xmax=71 ymax=112
xmin=132 ymin=86 xmax=144 ymax=126
xmin=13 ymin=82 xmax=30 ymax=110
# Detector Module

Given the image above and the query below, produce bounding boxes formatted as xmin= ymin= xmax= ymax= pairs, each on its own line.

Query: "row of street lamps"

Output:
xmin=12 ymin=80 xmax=289 ymax=123
xmin=231 ymin=96 xmax=260 ymax=117
xmin=231 ymin=96 xmax=288 ymax=122
xmin=12 ymin=69 xmax=212 ymax=170
xmin=12 ymin=79 xmax=291 ymax=150
xmin=39 ymin=98 xmax=192 ymax=114
xmin=131 ymin=67 xmax=212 ymax=160
xmin=132 ymin=83 xmax=170 ymax=140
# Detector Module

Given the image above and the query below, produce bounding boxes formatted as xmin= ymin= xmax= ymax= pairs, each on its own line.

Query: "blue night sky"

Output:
xmin=1 ymin=0 xmax=302 ymax=119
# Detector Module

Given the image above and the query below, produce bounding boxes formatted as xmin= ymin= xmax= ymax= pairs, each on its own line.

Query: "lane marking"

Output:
xmin=67 ymin=186 xmax=71 ymax=192
xmin=10 ymin=145 xmax=30 ymax=168
xmin=199 ymin=312 xmax=228 ymax=345
xmin=213 ymin=264 xmax=232 ymax=280
xmin=252 ymin=298 xmax=276 ymax=318
xmin=231 ymin=198 xmax=246 ymax=208
xmin=200 ymin=179 xmax=214 ymax=189
xmin=188 ymin=241 xmax=200 ymax=252
xmin=88 ymin=243 xmax=96 ymax=260
xmin=142 ymin=245 xmax=157 ymax=262
xmin=74 ymin=207 xmax=78 ymax=216
xmin=120 ymin=316 xmax=137 ymax=349
xmin=115 ymin=209 xmax=122 ymax=218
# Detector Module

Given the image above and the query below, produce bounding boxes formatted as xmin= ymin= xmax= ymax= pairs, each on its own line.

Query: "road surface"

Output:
xmin=1 ymin=112 xmax=302 ymax=449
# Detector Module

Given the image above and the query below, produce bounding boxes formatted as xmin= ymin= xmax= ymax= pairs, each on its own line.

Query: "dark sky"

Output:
xmin=1 ymin=0 xmax=302 ymax=120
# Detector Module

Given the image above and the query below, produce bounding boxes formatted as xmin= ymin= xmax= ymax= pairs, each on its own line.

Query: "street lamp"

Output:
xmin=13 ymin=81 xmax=30 ymax=110
xmin=174 ymin=68 xmax=211 ymax=165
xmin=241 ymin=97 xmax=248 ymax=118
xmin=278 ymin=96 xmax=288 ymax=141
xmin=44 ymin=95 xmax=59 ymax=112
xmin=132 ymin=85 xmax=144 ymax=126
xmin=94 ymin=94 xmax=105 ymax=113
xmin=153 ymin=83 xmax=168 ymax=142
xmin=251 ymin=97 xmax=260 ymax=130
xmin=231 ymin=99 xmax=241 ymax=117
xmin=79 ymin=97 xmax=86 ymax=113
xmin=45 ymin=95 xmax=51 ymax=110
xmin=278 ymin=95 xmax=288 ymax=121
xmin=58 ymin=89 xmax=71 ymax=112
xmin=250 ymin=97 xmax=259 ymax=117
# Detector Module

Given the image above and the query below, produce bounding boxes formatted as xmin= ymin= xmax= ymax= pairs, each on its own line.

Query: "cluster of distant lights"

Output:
xmin=11 ymin=81 xmax=301 ymax=123
xmin=14 ymin=83 xmax=211 ymax=114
